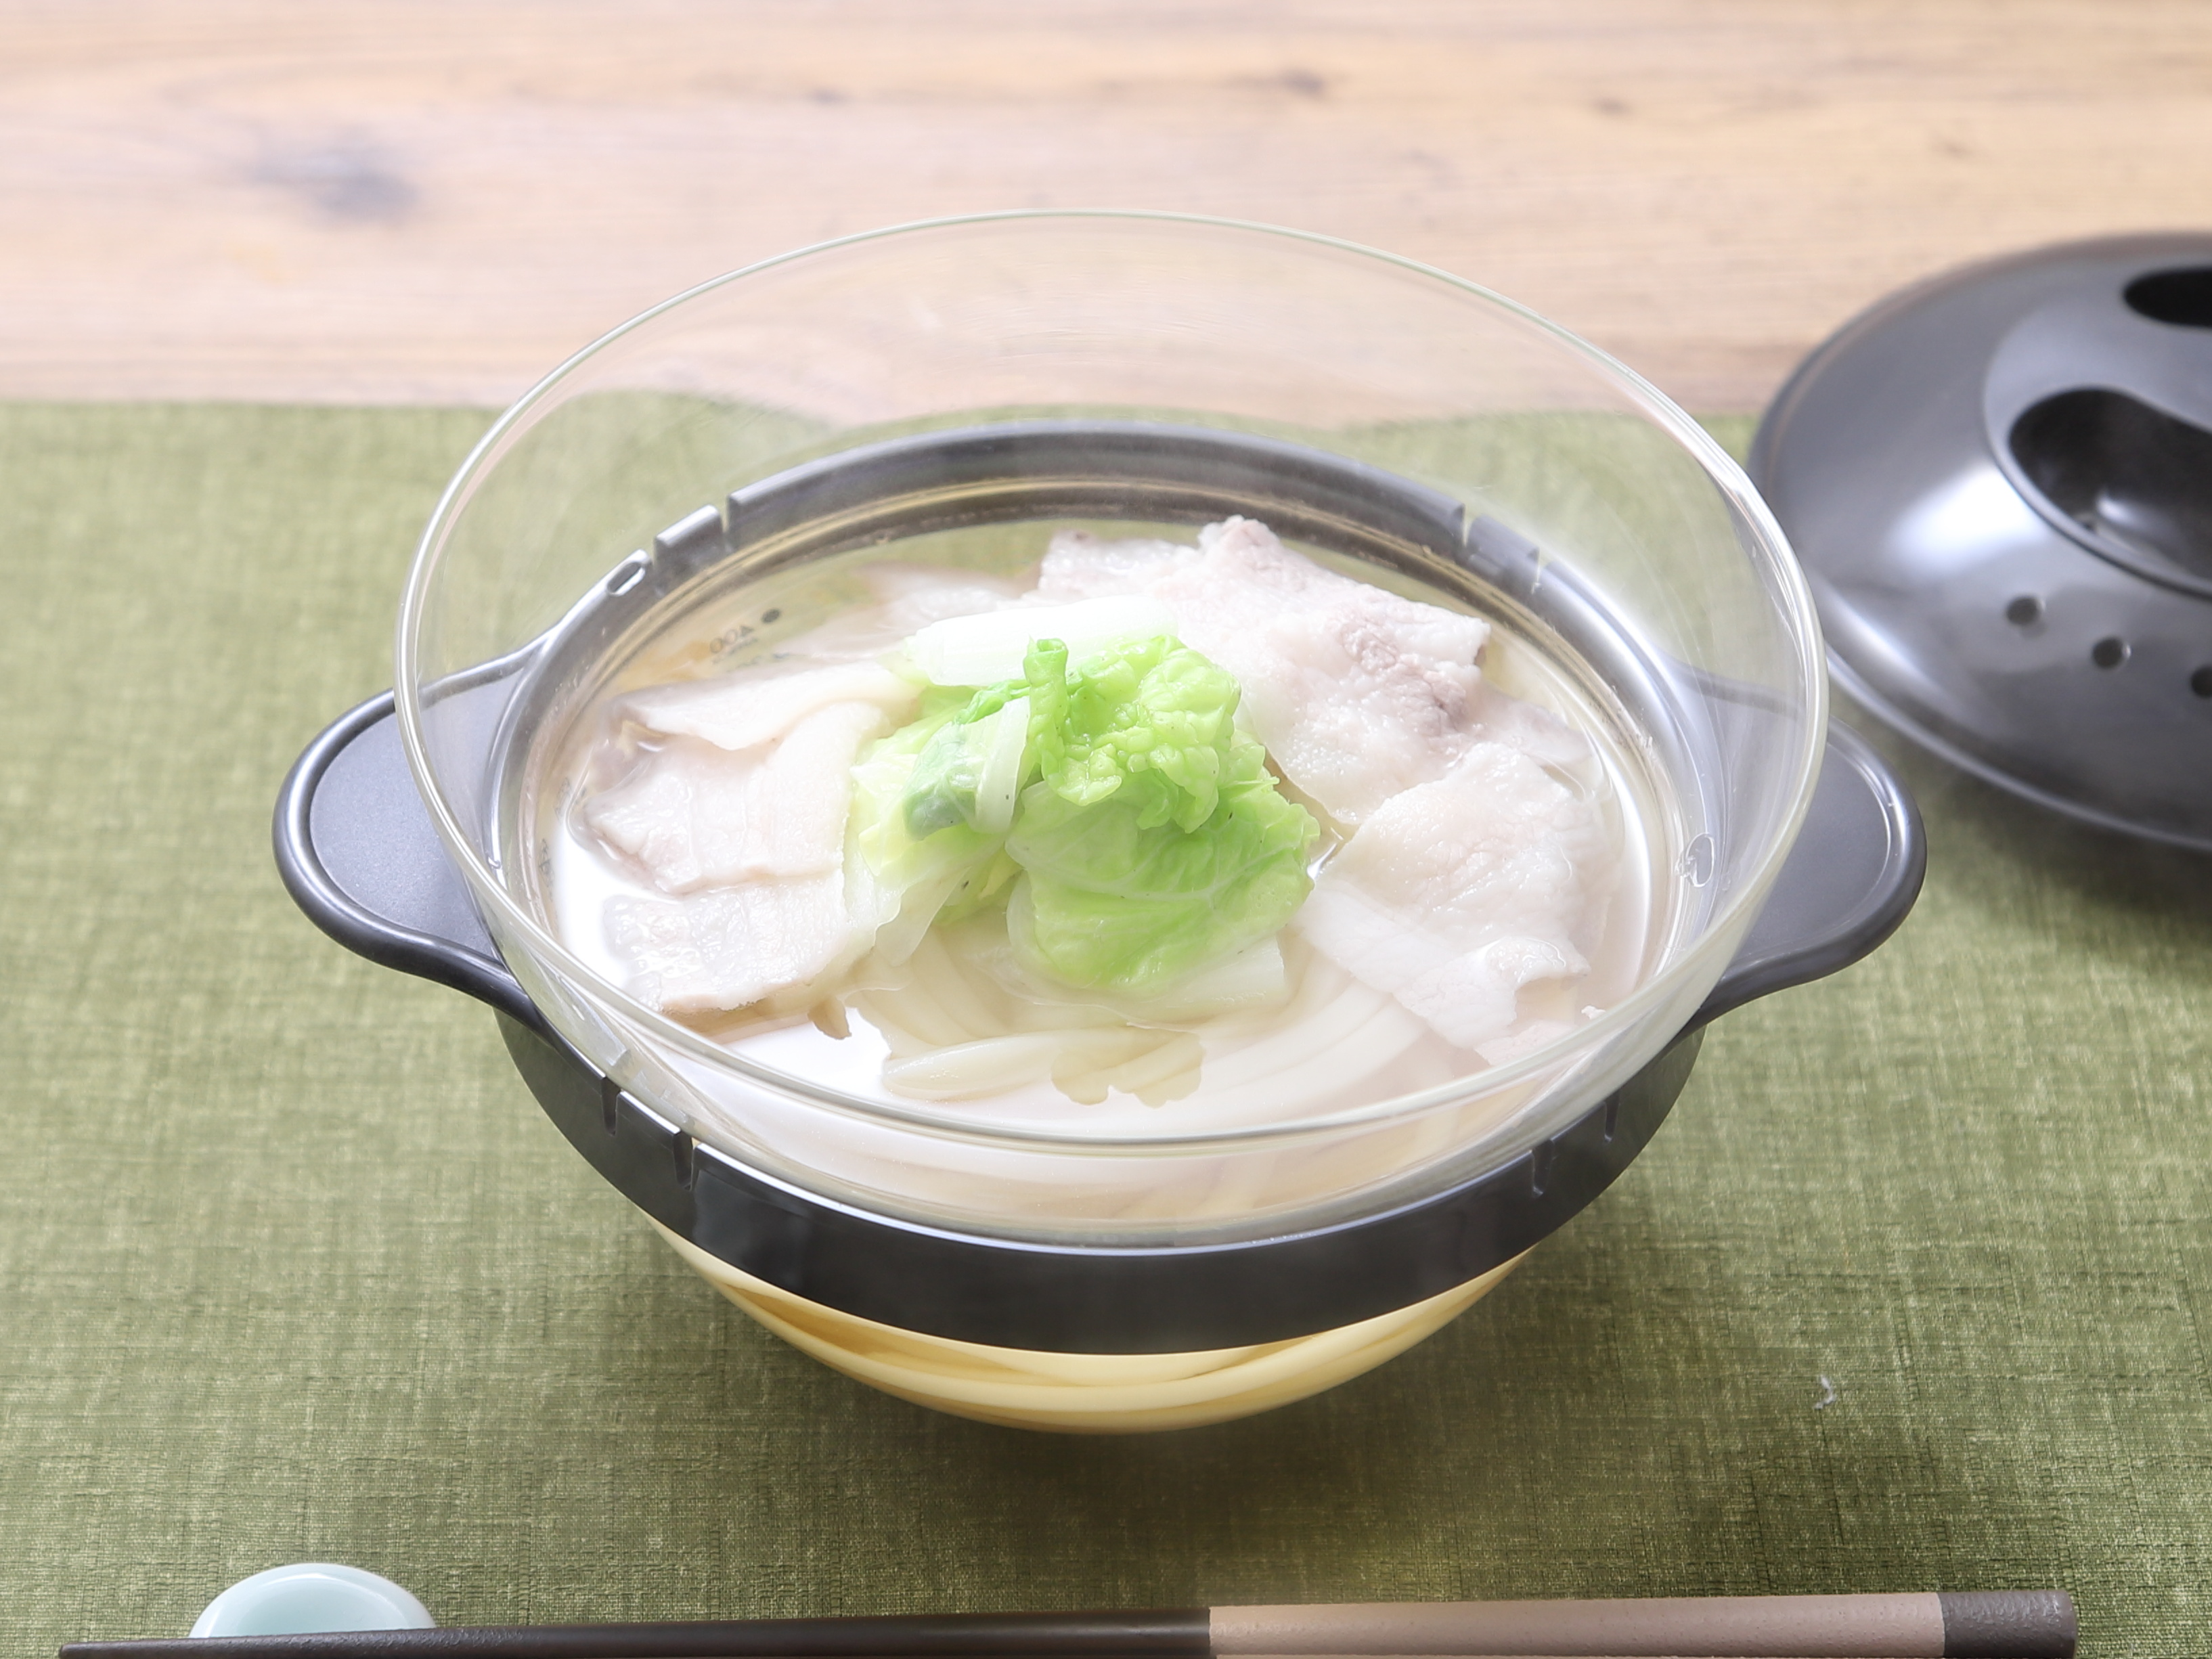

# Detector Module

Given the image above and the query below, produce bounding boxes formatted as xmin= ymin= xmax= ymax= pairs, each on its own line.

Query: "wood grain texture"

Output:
xmin=3 ymin=0 xmax=2208 ymax=410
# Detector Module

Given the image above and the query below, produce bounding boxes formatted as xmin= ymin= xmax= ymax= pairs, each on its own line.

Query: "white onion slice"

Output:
xmin=970 ymin=696 xmax=1031 ymax=835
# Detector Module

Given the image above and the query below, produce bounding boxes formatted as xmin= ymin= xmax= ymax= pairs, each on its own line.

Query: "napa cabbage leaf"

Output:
xmin=865 ymin=632 xmax=1317 ymax=996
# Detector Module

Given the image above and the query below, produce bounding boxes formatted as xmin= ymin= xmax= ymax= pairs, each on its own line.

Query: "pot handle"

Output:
xmin=273 ymin=690 xmax=544 ymax=1033
xmin=1687 ymin=718 xmax=1925 ymax=1028
xmin=274 ymin=696 xmax=1922 ymax=1032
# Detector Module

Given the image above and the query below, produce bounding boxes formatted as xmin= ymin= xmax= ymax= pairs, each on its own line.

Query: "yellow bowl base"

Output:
xmin=653 ymin=1222 xmax=1524 ymax=1432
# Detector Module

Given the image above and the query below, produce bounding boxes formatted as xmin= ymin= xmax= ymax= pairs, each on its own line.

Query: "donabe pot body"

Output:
xmin=276 ymin=216 xmax=1921 ymax=1393
xmin=280 ymin=689 xmax=1917 ymax=1355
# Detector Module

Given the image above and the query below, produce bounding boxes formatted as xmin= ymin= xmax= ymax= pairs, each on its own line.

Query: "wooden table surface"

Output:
xmin=6 ymin=0 xmax=2209 ymax=412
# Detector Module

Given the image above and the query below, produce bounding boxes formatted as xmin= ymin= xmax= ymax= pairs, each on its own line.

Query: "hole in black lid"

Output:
xmin=2010 ymin=389 xmax=2212 ymax=585
xmin=2092 ymin=635 xmax=2128 ymax=669
xmin=2125 ymin=267 xmax=2212 ymax=328
xmin=2192 ymin=665 xmax=2212 ymax=699
xmin=2005 ymin=594 xmax=2042 ymax=626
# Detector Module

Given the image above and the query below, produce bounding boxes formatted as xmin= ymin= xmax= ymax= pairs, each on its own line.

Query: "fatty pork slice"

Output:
xmin=1295 ymin=740 xmax=1612 ymax=1053
xmin=588 ymin=708 xmax=886 ymax=1012
xmin=582 ymin=663 xmax=912 ymax=1014
xmin=1044 ymin=518 xmax=1594 ymax=820
xmin=1151 ymin=518 xmax=1493 ymax=825
xmin=614 ymin=658 xmax=916 ymax=755
xmin=1034 ymin=529 xmax=1194 ymax=601
xmin=605 ymin=875 xmax=860 ymax=1017
xmin=585 ymin=699 xmax=892 ymax=894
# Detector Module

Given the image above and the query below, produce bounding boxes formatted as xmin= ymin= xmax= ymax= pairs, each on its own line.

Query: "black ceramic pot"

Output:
xmin=274 ymin=217 xmax=1924 ymax=1428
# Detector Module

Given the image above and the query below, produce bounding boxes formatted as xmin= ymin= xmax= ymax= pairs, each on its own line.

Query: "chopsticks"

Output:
xmin=58 ymin=1591 xmax=2077 ymax=1659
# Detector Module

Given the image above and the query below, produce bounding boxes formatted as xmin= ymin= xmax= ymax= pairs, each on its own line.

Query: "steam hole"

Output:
xmin=2008 ymin=389 xmax=2212 ymax=588
xmin=2124 ymin=267 xmax=2212 ymax=329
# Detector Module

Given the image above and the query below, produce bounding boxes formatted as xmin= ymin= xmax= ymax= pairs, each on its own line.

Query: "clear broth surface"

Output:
xmin=518 ymin=521 xmax=1683 ymax=1139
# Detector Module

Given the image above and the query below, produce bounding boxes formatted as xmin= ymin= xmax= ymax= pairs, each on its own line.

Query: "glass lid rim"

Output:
xmin=393 ymin=208 xmax=1830 ymax=1155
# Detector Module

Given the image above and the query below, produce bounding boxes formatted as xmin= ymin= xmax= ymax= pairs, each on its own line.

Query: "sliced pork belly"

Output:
xmin=1035 ymin=529 xmax=1193 ymax=601
xmin=1469 ymin=680 xmax=1597 ymax=774
xmin=583 ymin=737 xmax=751 ymax=894
xmin=614 ymin=658 xmax=916 ymax=755
xmin=1042 ymin=518 xmax=1497 ymax=825
xmin=605 ymin=874 xmax=860 ymax=1016
xmin=1295 ymin=740 xmax=1612 ymax=1052
xmin=1149 ymin=519 xmax=1492 ymax=824
xmin=584 ymin=700 xmax=892 ymax=894
xmin=581 ymin=663 xmax=903 ymax=1013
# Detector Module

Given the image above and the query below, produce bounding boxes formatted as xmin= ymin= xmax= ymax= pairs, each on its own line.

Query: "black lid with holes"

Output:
xmin=1751 ymin=233 xmax=2212 ymax=851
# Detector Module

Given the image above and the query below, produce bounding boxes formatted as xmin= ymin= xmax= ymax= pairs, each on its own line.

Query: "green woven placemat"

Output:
xmin=2 ymin=404 xmax=2207 ymax=1655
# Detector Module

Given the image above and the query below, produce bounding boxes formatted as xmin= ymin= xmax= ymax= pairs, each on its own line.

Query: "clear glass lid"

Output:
xmin=396 ymin=213 xmax=1825 ymax=1241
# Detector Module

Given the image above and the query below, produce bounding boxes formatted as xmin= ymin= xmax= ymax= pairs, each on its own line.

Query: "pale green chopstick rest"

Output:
xmin=189 ymin=1564 xmax=435 ymax=1637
